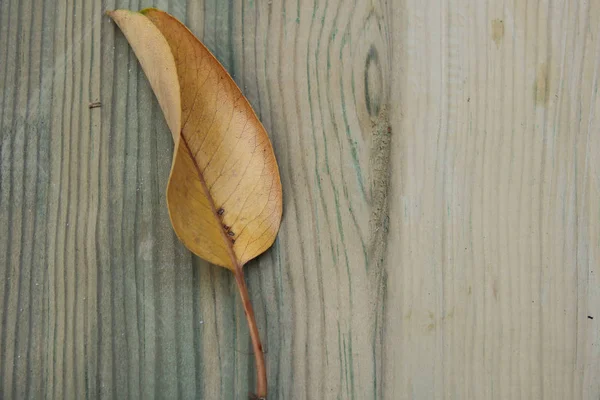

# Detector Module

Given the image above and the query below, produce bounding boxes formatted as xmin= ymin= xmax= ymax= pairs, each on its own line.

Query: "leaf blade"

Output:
xmin=109 ymin=9 xmax=283 ymax=269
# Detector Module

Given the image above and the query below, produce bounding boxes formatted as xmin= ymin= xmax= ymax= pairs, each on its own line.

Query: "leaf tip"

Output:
xmin=139 ymin=7 xmax=159 ymax=15
xmin=106 ymin=9 xmax=133 ymax=21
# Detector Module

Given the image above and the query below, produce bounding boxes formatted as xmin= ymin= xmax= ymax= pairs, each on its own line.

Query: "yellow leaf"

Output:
xmin=108 ymin=9 xmax=283 ymax=271
xmin=108 ymin=9 xmax=282 ymax=398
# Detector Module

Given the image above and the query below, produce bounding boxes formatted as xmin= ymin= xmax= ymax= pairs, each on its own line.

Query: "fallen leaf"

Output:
xmin=109 ymin=9 xmax=282 ymax=399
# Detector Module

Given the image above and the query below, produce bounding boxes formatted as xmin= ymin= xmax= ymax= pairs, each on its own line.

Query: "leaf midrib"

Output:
xmin=178 ymin=134 xmax=242 ymax=270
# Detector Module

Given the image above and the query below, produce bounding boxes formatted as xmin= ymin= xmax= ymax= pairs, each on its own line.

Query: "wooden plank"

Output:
xmin=385 ymin=1 xmax=600 ymax=399
xmin=0 ymin=0 xmax=598 ymax=399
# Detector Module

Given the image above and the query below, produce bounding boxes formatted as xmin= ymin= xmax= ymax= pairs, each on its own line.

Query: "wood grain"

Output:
xmin=0 ymin=0 xmax=599 ymax=399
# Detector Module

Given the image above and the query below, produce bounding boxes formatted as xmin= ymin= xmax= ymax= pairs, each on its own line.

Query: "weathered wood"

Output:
xmin=0 ymin=0 xmax=599 ymax=399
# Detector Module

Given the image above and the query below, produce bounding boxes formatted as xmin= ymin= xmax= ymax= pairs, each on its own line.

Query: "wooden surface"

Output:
xmin=1 ymin=0 xmax=599 ymax=399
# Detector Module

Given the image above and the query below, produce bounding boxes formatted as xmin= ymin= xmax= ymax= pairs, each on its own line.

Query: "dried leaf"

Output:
xmin=109 ymin=9 xmax=282 ymax=271
xmin=108 ymin=9 xmax=282 ymax=398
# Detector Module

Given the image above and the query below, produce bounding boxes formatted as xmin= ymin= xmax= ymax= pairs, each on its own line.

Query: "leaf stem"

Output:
xmin=233 ymin=266 xmax=267 ymax=399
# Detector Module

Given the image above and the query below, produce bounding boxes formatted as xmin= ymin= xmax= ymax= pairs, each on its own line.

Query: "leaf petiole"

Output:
xmin=233 ymin=266 xmax=267 ymax=399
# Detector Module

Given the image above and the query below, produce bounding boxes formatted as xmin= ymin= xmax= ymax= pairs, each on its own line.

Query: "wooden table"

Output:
xmin=1 ymin=0 xmax=599 ymax=399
